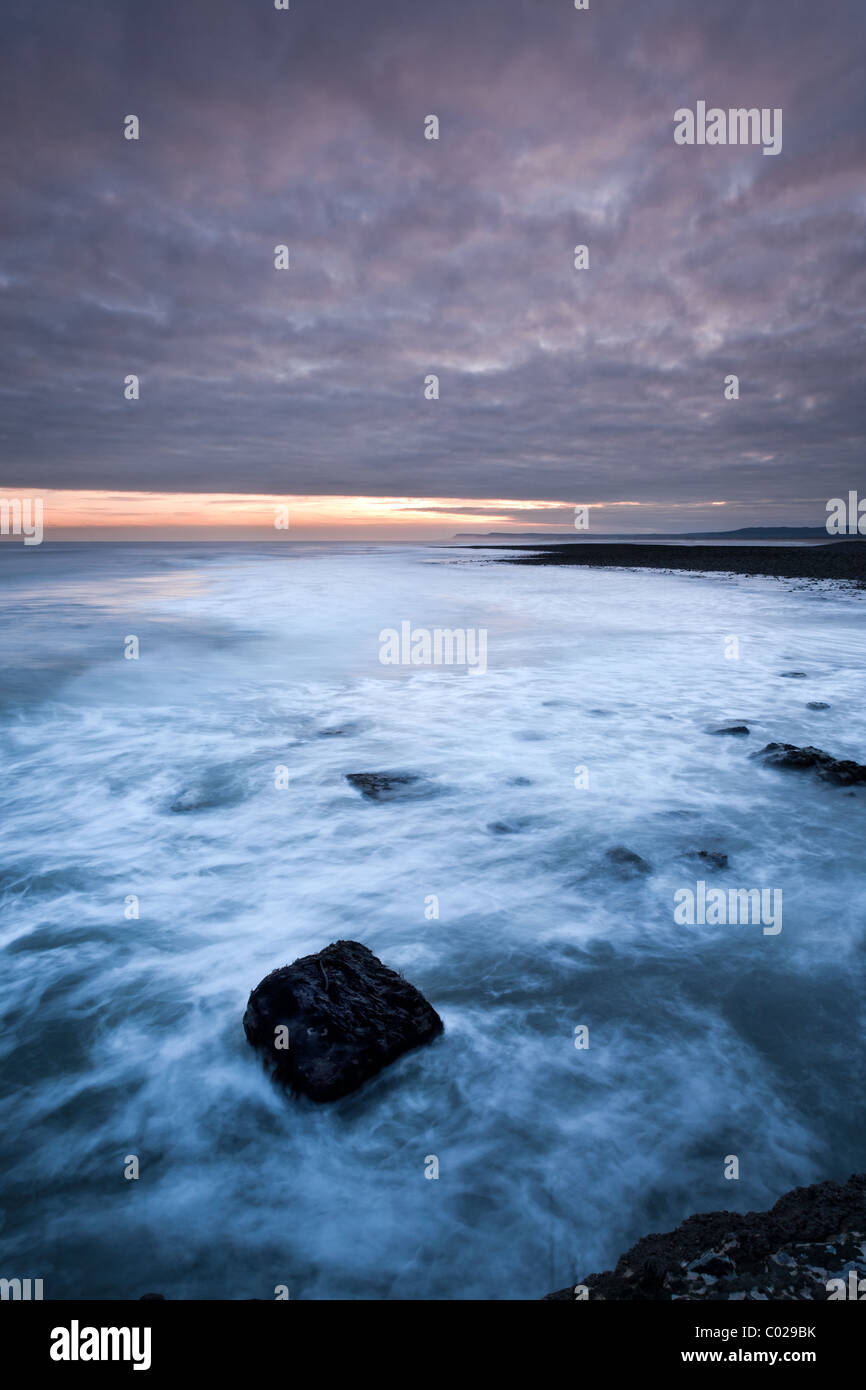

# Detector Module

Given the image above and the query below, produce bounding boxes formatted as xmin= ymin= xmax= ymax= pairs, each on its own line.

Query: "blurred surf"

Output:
xmin=0 ymin=541 xmax=863 ymax=1299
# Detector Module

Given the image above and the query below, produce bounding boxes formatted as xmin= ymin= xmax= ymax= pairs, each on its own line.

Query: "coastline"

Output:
xmin=468 ymin=540 xmax=866 ymax=586
xmin=545 ymin=1172 xmax=866 ymax=1301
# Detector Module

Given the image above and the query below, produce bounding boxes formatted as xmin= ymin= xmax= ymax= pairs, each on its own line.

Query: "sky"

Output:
xmin=1 ymin=0 xmax=864 ymax=538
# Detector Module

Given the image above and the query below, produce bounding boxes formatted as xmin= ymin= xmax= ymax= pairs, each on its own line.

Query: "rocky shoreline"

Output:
xmin=545 ymin=1173 xmax=866 ymax=1300
xmin=474 ymin=540 xmax=866 ymax=585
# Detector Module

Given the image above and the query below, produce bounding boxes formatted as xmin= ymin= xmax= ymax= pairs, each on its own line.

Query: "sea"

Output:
xmin=0 ymin=541 xmax=863 ymax=1299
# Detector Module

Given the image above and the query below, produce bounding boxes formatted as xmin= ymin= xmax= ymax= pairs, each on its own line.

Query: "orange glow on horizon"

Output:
xmin=0 ymin=490 xmax=730 ymax=539
xmin=0 ymin=492 xmax=570 ymax=529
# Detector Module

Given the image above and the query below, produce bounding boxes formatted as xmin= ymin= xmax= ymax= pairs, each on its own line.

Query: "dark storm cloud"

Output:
xmin=1 ymin=0 xmax=864 ymax=517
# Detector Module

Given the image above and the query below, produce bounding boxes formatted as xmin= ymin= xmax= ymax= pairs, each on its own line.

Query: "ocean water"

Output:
xmin=0 ymin=541 xmax=863 ymax=1300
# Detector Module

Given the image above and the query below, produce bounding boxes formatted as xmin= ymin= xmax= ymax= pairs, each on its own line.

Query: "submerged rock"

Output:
xmin=171 ymin=789 xmax=213 ymax=813
xmin=345 ymin=772 xmax=430 ymax=801
xmin=696 ymin=850 xmax=729 ymax=871
xmin=544 ymin=1172 xmax=866 ymax=1300
xmin=752 ymin=742 xmax=866 ymax=786
xmin=243 ymin=940 xmax=443 ymax=1102
xmin=708 ymin=725 xmax=750 ymax=736
xmin=806 ymin=702 xmax=831 ymax=711
xmin=605 ymin=847 xmax=652 ymax=877
xmin=169 ymin=767 xmax=246 ymax=813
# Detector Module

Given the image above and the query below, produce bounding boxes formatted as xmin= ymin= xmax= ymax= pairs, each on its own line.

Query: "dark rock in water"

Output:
xmin=778 ymin=671 xmax=808 ymax=678
xmin=544 ymin=1172 xmax=866 ymax=1301
xmin=806 ymin=702 xmax=831 ymax=711
xmin=696 ymin=850 xmax=728 ymax=871
xmin=708 ymin=725 xmax=750 ymax=736
xmin=345 ymin=772 xmax=429 ymax=801
xmin=605 ymin=847 xmax=652 ymax=876
xmin=488 ymin=821 xmax=517 ymax=834
xmin=243 ymin=940 xmax=443 ymax=1102
xmin=752 ymin=742 xmax=866 ymax=786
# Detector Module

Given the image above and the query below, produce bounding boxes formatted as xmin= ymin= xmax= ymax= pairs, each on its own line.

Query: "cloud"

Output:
xmin=1 ymin=0 xmax=864 ymax=524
